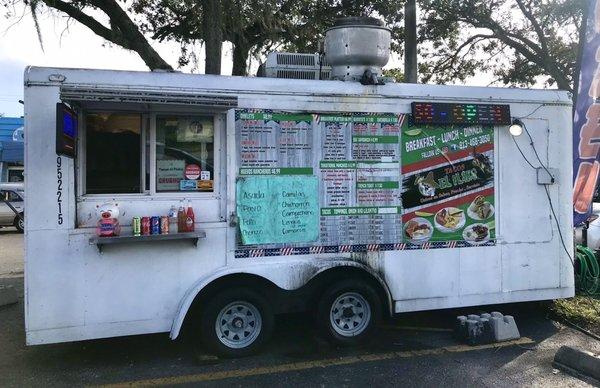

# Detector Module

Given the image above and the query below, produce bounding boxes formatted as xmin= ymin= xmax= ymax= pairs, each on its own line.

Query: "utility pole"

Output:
xmin=404 ymin=0 xmax=418 ymax=83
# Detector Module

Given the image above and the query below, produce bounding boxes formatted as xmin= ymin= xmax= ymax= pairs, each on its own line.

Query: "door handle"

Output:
xmin=229 ymin=212 xmax=239 ymax=227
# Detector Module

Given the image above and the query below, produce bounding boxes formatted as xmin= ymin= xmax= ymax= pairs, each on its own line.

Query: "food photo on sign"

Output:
xmin=400 ymin=124 xmax=496 ymax=245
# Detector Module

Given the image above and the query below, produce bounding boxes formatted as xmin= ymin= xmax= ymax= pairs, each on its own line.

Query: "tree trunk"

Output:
xmin=232 ymin=37 xmax=249 ymax=76
xmin=404 ymin=0 xmax=418 ymax=83
xmin=203 ymin=0 xmax=223 ymax=75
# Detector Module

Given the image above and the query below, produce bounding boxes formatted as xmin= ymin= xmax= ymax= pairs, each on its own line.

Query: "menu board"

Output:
xmin=401 ymin=125 xmax=495 ymax=246
xmin=234 ymin=109 xmax=496 ymax=258
xmin=237 ymin=176 xmax=319 ymax=244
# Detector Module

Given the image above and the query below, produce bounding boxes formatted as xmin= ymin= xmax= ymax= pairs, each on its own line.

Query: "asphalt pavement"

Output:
xmin=1 ymin=232 xmax=599 ymax=387
xmin=1 ymin=274 xmax=599 ymax=387
xmin=0 ymin=228 xmax=23 ymax=277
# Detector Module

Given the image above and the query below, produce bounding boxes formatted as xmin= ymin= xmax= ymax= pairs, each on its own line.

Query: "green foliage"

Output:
xmin=130 ymin=0 xmax=406 ymax=74
xmin=418 ymin=0 xmax=585 ymax=91
xmin=552 ymin=296 xmax=600 ymax=327
xmin=383 ymin=68 xmax=404 ymax=83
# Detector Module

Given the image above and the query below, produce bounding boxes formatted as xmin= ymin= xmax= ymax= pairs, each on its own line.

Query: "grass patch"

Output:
xmin=551 ymin=296 xmax=600 ymax=330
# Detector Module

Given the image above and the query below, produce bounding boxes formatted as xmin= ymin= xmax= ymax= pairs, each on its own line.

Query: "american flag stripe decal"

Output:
xmin=234 ymin=240 xmax=496 ymax=258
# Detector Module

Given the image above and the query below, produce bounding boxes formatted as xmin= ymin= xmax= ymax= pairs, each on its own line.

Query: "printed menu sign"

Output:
xmin=401 ymin=125 xmax=495 ymax=245
xmin=234 ymin=109 xmax=496 ymax=258
xmin=157 ymin=160 xmax=185 ymax=191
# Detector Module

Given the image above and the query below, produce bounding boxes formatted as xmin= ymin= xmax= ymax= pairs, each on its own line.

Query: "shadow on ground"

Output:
xmin=0 ymin=276 xmax=566 ymax=387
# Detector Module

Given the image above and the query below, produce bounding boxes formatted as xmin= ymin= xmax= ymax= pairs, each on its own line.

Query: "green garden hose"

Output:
xmin=575 ymin=245 xmax=600 ymax=296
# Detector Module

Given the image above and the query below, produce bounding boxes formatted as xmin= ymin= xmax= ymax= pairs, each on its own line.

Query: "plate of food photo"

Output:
xmin=462 ymin=223 xmax=490 ymax=245
xmin=434 ymin=207 xmax=466 ymax=233
xmin=467 ymin=195 xmax=494 ymax=221
xmin=404 ymin=217 xmax=433 ymax=244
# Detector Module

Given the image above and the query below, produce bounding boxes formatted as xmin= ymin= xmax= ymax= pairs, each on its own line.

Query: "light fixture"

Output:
xmin=509 ymin=118 xmax=524 ymax=137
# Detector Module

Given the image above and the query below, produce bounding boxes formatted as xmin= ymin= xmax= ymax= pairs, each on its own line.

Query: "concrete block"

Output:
xmin=455 ymin=311 xmax=520 ymax=345
xmin=489 ymin=314 xmax=520 ymax=342
xmin=0 ymin=284 xmax=18 ymax=307
xmin=553 ymin=345 xmax=600 ymax=384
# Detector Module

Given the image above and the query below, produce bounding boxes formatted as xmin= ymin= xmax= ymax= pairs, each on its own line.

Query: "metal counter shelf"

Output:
xmin=89 ymin=231 xmax=206 ymax=253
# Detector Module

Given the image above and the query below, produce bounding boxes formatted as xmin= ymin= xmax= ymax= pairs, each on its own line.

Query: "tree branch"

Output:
xmin=515 ymin=0 xmax=549 ymax=54
xmin=42 ymin=0 xmax=171 ymax=70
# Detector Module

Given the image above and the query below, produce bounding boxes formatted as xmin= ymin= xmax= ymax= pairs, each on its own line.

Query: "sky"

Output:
xmin=0 ymin=5 xmax=495 ymax=118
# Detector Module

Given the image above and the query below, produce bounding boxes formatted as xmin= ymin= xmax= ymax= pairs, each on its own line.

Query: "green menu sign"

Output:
xmin=236 ymin=176 xmax=319 ymax=245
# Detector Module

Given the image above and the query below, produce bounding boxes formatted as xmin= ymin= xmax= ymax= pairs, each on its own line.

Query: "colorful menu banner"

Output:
xmin=234 ymin=109 xmax=496 ymax=257
xmin=401 ymin=125 xmax=495 ymax=245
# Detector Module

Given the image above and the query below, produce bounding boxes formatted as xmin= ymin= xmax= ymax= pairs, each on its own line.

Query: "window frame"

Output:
xmin=76 ymin=109 xmax=221 ymax=200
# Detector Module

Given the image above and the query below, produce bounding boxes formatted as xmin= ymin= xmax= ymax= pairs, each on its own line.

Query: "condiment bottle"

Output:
xmin=177 ymin=200 xmax=186 ymax=233
xmin=185 ymin=200 xmax=195 ymax=232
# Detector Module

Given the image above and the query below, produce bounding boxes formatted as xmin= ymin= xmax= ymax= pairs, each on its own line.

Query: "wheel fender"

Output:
xmin=170 ymin=258 xmax=393 ymax=340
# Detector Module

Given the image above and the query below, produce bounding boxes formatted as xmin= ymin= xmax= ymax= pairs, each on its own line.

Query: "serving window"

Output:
xmin=156 ymin=116 xmax=214 ymax=192
xmin=79 ymin=111 xmax=219 ymax=197
xmin=85 ymin=113 xmax=143 ymax=194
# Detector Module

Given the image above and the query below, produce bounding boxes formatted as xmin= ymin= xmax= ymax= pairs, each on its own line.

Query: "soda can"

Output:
xmin=132 ymin=217 xmax=141 ymax=236
xmin=141 ymin=217 xmax=151 ymax=236
xmin=150 ymin=216 xmax=160 ymax=235
xmin=160 ymin=216 xmax=169 ymax=234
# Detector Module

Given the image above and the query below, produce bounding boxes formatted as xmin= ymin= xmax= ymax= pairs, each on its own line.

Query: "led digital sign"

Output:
xmin=411 ymin=102 xmax=511 ymax=126
xmin=56 ymin=103 xmax=77 ymax=158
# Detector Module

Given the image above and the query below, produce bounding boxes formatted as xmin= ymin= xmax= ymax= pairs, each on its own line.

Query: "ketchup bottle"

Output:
xmin=185 ymin=200 xmax=195 ymax=232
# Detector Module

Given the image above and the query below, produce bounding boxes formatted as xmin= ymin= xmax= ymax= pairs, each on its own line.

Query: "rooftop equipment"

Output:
xmin=258 ymin=52 xmax=330 ymax=80
xmin=324 ymin=16 xmax=391 ymax=84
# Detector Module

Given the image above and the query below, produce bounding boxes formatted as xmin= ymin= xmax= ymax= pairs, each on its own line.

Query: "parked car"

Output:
xmin=0 ymin=182 xmax=24 ymax=232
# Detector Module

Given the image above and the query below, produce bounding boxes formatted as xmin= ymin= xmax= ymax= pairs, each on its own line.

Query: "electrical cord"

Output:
xmin=516 ymin=104 xmax=546 ymax=120
xmin=511 ymin=119 xmax=574 ymax=267
xmin=511 ymin=135 xmax=536 ymax=169
xmin=523 ymin=124 xmax=555 ymax=184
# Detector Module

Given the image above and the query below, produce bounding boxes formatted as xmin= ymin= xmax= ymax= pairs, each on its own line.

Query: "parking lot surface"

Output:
xmin=0 ymin=229 xmax=23 ymax=277
xmin=1 ymin=275 xmax=599 ymax=387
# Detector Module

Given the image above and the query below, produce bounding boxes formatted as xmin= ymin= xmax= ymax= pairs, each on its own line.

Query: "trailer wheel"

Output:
xmin=316 ymin=280 xmax=381 ymax=345
xmin=199 ymin=287 xmax=273 ymax=357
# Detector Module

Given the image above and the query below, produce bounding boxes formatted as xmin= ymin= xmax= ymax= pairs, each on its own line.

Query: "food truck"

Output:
xmin=23 ymin=18 xmax=574 ymax=356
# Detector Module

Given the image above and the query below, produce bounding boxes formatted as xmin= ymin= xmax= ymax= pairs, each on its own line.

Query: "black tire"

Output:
xmin=316 ymin=279 xmax=381 ymax=346
xmin=14 ymin=214 xmax=24 ymax=233
xmin=198 ymin=287 xmax=274 ymax=358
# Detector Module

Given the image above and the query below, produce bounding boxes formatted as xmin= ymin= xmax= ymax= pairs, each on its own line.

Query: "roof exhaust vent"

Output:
xmin=324 ymin=17 xmax=391 ymax=84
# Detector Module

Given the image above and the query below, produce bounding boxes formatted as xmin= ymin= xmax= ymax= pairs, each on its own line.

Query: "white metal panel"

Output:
xmin=76 ymin=197 xmax=222 ymax=227
xmin=78 ymin=226 xmax=227 ymax=325
xmin=24 ymin=66 xmax=571 ymax=106
xmin=382 ymin=249 xmax=460 ymax=299
xmin=24 ymin=85 xmax=72 ymax=231
xmin=26 ymin=230 xmax=86 ymax=331
xmin=458 ymin=246 xmax=502 ymax=295
xmin=394 ymin=287 xmax=572 ymax=313
xmin=498 ymin=118 xmax=552 ymax=243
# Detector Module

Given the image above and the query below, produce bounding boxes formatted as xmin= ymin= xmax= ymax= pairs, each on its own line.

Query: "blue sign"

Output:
xmin=180 ymin=180 xmax=197 ymax=191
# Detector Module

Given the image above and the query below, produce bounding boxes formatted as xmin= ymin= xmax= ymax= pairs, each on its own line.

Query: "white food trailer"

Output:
xmin=23 ymin=18 xmax=574 ymax=357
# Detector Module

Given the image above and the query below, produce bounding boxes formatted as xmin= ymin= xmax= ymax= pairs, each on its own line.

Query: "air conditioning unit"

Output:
xmin=258 ymin=52 xmax=331 ymax=80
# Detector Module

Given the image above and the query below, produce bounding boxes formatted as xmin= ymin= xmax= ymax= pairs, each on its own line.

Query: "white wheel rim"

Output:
xmin=330 ymin=292 xmax=371 ymax=337
xmin=18 ymin=218 xmax=24 ymax=230
xmin=215 ymin=301 xmax=262 ymax=349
